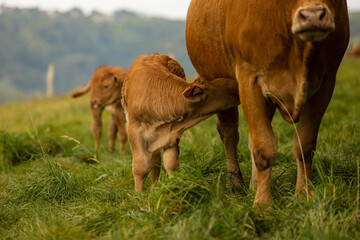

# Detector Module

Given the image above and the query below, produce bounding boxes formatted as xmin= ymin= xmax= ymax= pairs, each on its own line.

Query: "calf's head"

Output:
xmin=291 ymin=0 xmax=336 ymax=42
xmin=72 ymin=66 xmax=125 ymax=109
xmin=182 ymin=77 xmax=239 ymax=116
xmin=89 ymin=66 xmax=125 ymax=109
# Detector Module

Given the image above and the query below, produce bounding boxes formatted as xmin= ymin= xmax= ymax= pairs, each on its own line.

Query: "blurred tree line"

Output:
xmin=0 ymin=7 xmax=359 ymax=104
xmin=349 ymin=11 xmax=360 ymax=44
xmin=0 ymin=7 xmax=194 ymax=103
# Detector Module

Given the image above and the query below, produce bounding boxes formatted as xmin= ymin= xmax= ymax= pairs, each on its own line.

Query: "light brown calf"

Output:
xmin=122 ymin=54 xmax=240 ymax=192
xmin=72 ymin=66 xmax=127 ymax=152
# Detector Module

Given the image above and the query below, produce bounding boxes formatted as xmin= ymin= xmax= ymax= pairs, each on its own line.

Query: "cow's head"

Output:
xmin=90 ymin=66 xmax=124 ymax=109
xmin=291 ymin=0 xmax=336 ymax=42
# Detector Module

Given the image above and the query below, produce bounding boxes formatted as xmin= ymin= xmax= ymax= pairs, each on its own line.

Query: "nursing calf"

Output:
xmin=122 ymin=54 xmax=239 ymax=192
xmin=72 ymin=66 xmax=127 ymax=152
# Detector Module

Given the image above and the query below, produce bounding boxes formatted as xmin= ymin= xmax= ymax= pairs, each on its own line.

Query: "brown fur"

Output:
xmin=122 ymin=54 xmax=239 ymax=192
xmin=347 ymin=42 xmax=360 ymax=58
xmin=186 ymin=0 xmax=349 ymax=205
xmin=72 ymin=66 xmax=128 ymax=152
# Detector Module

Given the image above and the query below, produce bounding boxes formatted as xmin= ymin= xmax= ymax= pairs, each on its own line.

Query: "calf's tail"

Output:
xmin=72 ymin=84 xmax=91 ymax=98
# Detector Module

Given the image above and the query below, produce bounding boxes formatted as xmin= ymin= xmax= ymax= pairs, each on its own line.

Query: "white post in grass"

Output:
xmin=46 ymin=63 xmax=55 ymax=98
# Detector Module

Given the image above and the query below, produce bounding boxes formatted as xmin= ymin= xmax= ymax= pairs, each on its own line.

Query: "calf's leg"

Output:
xmin=91 ymin=106 xmax=103 ymax=151
xmin=108 ymin=114 xmax=117 ymax=152
xmin=128 ymin=125 xmax=150 ymax=192
xmin=132 ymin=151 xmax=151 ymax=193
xmin=115 ymin=106 xmax=128 ymax=153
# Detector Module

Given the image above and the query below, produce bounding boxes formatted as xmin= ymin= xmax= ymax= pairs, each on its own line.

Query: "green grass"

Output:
xmin=1 ymin=58 xmax=360 ymax=239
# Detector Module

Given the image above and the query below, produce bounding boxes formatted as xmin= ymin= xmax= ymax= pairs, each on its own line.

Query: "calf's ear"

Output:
xmin=182 ymin=84 xmax=207 ymax=102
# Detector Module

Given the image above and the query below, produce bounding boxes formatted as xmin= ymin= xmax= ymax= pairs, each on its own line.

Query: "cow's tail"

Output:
xmin=72 ymin=84 xmax=91 ymax=98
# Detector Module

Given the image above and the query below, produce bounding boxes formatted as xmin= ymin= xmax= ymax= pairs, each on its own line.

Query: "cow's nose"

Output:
xmin=297 ymin=7 xmax=328 ymax=27
xmin=292 ymin=4 xmax=335 ymax=42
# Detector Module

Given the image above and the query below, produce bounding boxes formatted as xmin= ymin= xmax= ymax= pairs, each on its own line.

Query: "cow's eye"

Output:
xmin=104 ymin=85 xmax=109 ymax=89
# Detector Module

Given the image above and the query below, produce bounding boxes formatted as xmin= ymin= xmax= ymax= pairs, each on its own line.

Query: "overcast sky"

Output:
xmin=1 ymin=0 xmax=360 ymax=20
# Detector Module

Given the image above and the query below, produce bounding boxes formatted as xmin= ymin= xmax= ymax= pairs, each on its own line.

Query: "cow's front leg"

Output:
xmin=248 ymin=135 xmax=257 ymax=190
xmin=248 ymin=106 xmax=276 ymax=190
xmin=293 ymin=122 xmax=315 ymax=196
xmin=294 ymin=74 xmax=336 ymax=196
xmin=91 ymin=106 xmax=104 ymax=151
xmin=216 ymin=107 xmax=244 ymax=189
xmin=239 ymin=74 xmax=277 ymax=205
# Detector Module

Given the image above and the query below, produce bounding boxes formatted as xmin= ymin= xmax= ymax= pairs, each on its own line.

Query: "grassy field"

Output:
xmin=1 ymin=58 xmax=360 ymax=239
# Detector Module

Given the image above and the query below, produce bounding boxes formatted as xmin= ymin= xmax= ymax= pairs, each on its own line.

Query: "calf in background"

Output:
xmin=72 ymin=66 xmax=127 ymax=152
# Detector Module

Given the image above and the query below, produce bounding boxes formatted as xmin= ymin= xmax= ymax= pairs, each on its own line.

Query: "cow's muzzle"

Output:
xmin=292 ymin=4 xmax=335 ymax=42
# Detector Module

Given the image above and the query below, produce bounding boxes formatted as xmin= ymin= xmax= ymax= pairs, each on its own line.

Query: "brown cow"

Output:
xmin=186 ymin=0 xmax=349 ymax=205
xmin=122 ymin=54 xmax=239 ymax=192
xmin=347 ymin=42 xmax=360 ymax=57
xmin=72 ymin=66 xmax=127 ymax=152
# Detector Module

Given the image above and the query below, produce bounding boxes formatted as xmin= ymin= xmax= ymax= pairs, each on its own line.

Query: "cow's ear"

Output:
xmin=182 ymin=84 xmax=207 ymax=102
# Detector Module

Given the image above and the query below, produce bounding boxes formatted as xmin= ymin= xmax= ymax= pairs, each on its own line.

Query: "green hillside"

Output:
xmin=0 ymin=58 xmax=359 ymax=239
xmin=0 ymin=7 xmax=193 ymax=103
xmin=0 ymin=6 xmax=360 ymax=105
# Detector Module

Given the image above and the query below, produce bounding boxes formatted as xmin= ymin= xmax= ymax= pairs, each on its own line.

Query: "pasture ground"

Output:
xmin=0 ymin=59 xmax=360 ymax=239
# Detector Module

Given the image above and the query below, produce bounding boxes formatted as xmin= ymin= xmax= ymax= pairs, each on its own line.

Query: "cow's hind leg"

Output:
xmin=216 ymin=107 xmax=244 ymax=189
